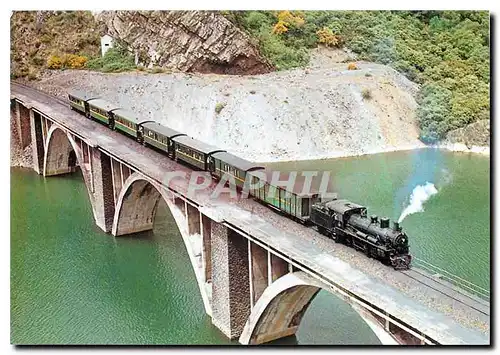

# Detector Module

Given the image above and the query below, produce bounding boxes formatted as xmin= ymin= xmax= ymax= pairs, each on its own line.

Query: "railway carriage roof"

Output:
xmin=248 ymin=168 xmax=336 ymax=198
xmin=210 ymin=151 xmax=264 ymax=172
xmin=325 ymin=199 xmax=365 ymax=214
xmin=87 ymin=98 xmax=120 ymax=112
xmin=142 ymin=122 xmax=186 ymax=139
xmin=113 ymin=108 xmax=152 ymax=125
xmin=172 ymin=135 xmax=225 ymax=155
xmin=68 ymin=90 xmax=98 ymax=101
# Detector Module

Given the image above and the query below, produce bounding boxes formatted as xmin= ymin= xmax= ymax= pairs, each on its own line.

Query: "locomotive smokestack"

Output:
xmin=393 ymin=221 xmax=401 ymax=231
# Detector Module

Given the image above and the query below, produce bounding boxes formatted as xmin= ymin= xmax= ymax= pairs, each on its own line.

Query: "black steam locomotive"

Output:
xmin=311 ymin=199 xmax=411 ymax=269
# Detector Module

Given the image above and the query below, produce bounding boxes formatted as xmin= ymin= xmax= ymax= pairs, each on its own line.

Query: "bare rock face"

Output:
xmin=97 ymin=10 xmax=273 ymax=75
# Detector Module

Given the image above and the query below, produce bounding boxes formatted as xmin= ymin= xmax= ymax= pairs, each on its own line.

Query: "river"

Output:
xmin=10 ymin=148 xmax=490 ymax=344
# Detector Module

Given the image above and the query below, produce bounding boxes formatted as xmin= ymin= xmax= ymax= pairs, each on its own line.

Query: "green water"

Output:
xmin=10 ymin=148 xmax=489 ymax=345
xmin=267 ymin=148 xmax=491 ymax=291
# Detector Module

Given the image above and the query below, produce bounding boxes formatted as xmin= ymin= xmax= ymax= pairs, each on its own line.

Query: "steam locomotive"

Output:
xmin=311 ymin=199 xmax=411 ymax=269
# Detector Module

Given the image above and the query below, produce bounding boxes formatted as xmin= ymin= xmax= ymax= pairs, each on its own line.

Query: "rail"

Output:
xmin=412 ymin=258 xmax=490 ymax=301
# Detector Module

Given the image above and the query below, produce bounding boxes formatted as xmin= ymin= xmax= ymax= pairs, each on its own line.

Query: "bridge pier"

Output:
xmin=110 ymin=158 xmax=123 ymax=206
xmin=29 ymin=110 xmax=45 ymax=174
xmin=269 ymin=252 xmax=288 ymax=284
xmin=90 ymin=149 xmax=116 ymax=233
xmin=186 ymin=202 xmax=201 ymax=235
xmin=15 ymin=101 xmax=32 ymax=149
xmin=201 ymin=214 xmax=212 ymax=283
xmin=211 ymin=223 xmax=251 ymax=339
xmin=249 ymin=242 xmax=268 ymax=307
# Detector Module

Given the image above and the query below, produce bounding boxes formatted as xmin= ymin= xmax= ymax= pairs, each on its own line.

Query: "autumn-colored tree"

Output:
xmin=62 ymin=54 xmax=88 ymax=69
xmin=347 ymin=62 xmax=358 ymax=70
xmin=272 ymin=10 xmax=305 ymax=35
xmin=272 ymin=20 xmax=289 ymax=35
xmin=46 ymin=55 xmax=62 ymax=69
xmin=316 ymin=27 xmax=339 ymax=47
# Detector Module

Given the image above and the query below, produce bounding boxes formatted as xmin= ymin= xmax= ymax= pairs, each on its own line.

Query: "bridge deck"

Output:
xmin=10 ymin=83 xmax=489 ymax=345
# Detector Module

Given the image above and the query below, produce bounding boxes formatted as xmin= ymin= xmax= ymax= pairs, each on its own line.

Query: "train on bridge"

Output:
xmin=68 ymin=91 xmax=412 ymax=270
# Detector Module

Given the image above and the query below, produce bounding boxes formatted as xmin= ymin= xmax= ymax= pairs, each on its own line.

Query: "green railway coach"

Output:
xmin=209 ymin=151 xmax=264 ymax=190
xmin=248 ymin=169 xmax=329 ymax=223
xmin=87 ymin=98 xmax=119 ymax=127
xmin=68 ymin=90 xmax=98 ymax=115
xmin=172 ymin=135 xmax=225 ymax=171
xmin=112 ymin=108 xmax=152 ymax=141
xmin=141 ymin=122 xmax=186 ymax=158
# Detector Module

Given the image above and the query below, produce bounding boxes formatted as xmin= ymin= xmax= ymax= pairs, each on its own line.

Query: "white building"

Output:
xmin=100 ymin=34 xmax=114 ymax=57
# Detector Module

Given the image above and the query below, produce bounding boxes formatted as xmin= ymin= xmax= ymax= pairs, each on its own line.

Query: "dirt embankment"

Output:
xmin=26 ymin=48 xmax=427 ymax=163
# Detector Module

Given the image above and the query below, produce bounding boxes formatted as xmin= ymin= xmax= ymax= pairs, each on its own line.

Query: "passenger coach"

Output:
xmin=87 ymin=98 xmax=119 ymax=128
xmin=68 ymin=90 xmax=98 ymax=115
xmin=209 ymin=151 xmax=264 ymax=189
xmin=112 ymin=108 xmax=153 ymax=141
xmin=141 ymin=122 xmax=186 ymax=158
xmin=172 ymin=136 xmax=225 ymax=171
xmin=247 ymin=169 xmax=330 ymax=223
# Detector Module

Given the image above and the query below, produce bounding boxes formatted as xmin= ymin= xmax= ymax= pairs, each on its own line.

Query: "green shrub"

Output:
xmin=258 ymin=31 xmax=309 ymax=70
xmin=32 ymin=56 xmax=45 ymax=66
xmin=86 ymin=46 xmax=136 ymax=73
xmin=40 ymin=34 xmax=52 ymax=43
xmin=150 ymin=66 xmax=165 ymax=74
xmin=361 ymin=88 xmax=372 ymax=100
xmin=215 ymin=102 xmax=226 ymax=114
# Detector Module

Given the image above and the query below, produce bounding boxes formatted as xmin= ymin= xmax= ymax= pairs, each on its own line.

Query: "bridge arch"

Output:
xmin=111 ymin=173 xmax=176 ymax=236
xmin=112 ymin=172 xmax=212 ymax=315
xmin=43 ymin=124 xmax=81 ymax=177
xmin=239 ymin=271 xmax=398 ymax=345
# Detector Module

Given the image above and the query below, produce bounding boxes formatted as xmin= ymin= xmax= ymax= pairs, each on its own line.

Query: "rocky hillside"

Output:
xmin=97 ymin=11 xmax=272 ymax=74
xmin=29 ymin=49 xmax=424 ymax=162
xmin=10 ymin=11 xmax=100 ymax=79
xmin=11 ymin=10 xmax=272 ymax=79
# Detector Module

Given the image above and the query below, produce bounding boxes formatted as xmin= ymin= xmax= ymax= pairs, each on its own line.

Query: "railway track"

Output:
xmin=400 ymin=267 xmax=489 ymax=316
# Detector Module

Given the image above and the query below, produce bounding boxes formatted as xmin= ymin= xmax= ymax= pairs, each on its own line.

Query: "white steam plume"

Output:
xmin=398 ymin=182 xmax=438 ymax=223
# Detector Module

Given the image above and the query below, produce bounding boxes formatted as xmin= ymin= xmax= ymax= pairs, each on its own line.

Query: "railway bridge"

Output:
xmin=10 ymin=83 xmax=490 ymax=345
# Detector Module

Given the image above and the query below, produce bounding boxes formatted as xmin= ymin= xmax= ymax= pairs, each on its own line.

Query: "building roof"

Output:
xmin=325 ymin=199 xmax=365 ymax=214
xmin=68 ymin=90 xmax=99 ymax=102
xmin=211 ymin=151 xmax=265 ymax=172
xmin=113 ymin=108 xmax=152 ymax=125
xmin=248 ymin=168 xmax=336 ymax=198
xmin=172 ymin=135 xmax=225 ymax=155
xmin=141 ymin=122 xmax=186 ymax=139
xmin=87 ymin=98 xmax=120 ymax=112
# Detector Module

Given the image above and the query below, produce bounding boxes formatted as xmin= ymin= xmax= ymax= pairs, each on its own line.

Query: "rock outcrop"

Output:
xmin=97 ymin=11 xmax=273 ymax=75
xmin=444 ymin=120 xmax=490 ymax=148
